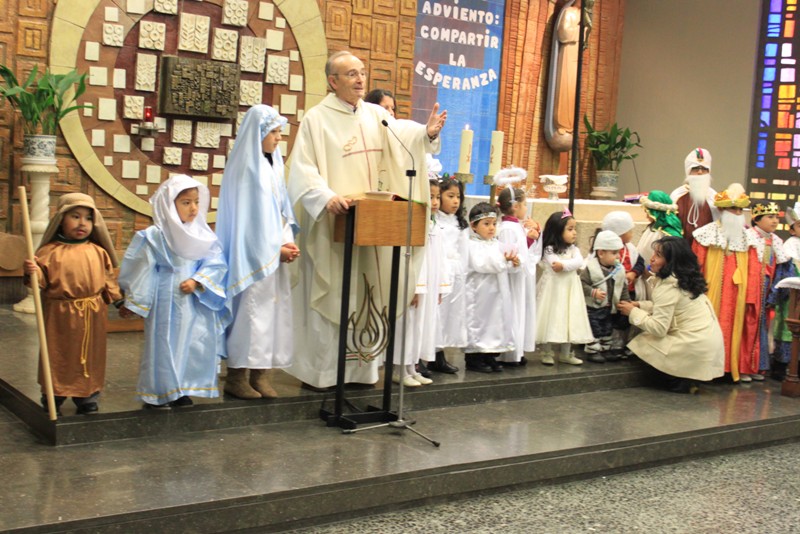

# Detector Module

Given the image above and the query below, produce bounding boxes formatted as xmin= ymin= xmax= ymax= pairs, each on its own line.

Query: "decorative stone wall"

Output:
xmin=1 ymin=0 xmax=626 ymax=256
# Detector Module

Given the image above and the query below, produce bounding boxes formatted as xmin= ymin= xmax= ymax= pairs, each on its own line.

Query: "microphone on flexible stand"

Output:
xmin=381 ymin=119 xmax=415 ymax=178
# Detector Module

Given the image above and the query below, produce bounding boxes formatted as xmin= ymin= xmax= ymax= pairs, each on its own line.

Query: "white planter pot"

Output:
xmin=590 ymin=170 xmax=619 ymax=200
xmin=22 ymin=134 xmax=57 ymax=164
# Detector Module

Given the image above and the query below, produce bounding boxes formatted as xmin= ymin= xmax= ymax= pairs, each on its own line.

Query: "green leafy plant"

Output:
xmin=583 ymin=115 xmax=642 ymax=172
xmin=0 ymin=65 xmax=90 ymax=135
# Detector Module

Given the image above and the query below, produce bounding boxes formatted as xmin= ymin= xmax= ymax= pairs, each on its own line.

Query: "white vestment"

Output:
xmin=464 ymin=235 xmax=514 ymax=353
xmin=287 ymin=93 xmax=438 ymax=388
xmin=393 ymin=220 xmax=450 ymax=366
xmin=434 ymin=212 xmax=469 ymax=349
xmin=498 ymin=218 xmax=541 ymax=361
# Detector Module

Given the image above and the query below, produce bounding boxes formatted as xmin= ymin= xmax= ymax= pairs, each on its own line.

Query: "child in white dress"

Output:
xmin=535 ymin=209 xmax=594 ymax=365
xmin=431 ymin=176 xmax=467 ymax=374
xmin=393 ymin=178 xmax=450 ymax=387
xmin=464 ymin=202 xmax=519 ymax=372
xmin=497 ymin=186 xmax=541 ymax=367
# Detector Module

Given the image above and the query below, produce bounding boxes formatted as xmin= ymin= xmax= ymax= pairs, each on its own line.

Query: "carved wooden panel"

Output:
xmin=353 ymin=0 xmax=373 ymax=16
xmin=350 ymin=16 xmax=372 ymax=49
xmin=396 ymin=59 xmax=414 ymax=96
xmin=373 ymin=0 xmax=399 ymax=18
xmin=369 ymin=60 xmax=394 ymax=88
xmin=399 ymin=0 xmax=417 ymax=17
xmin=397 ymin=19 xmax=415 ymax=59
xmin=16 ymin=20 xmax=48 ymax=58
xmin=370 ymin=19 xmax=397 ymax=62
xmin=19 ymin=0 xmax=48 ymax=18
xmin=0 ymin=0 xmax=12 ymax=33
xmin=325 ymin=2 xmax=351 ymax=41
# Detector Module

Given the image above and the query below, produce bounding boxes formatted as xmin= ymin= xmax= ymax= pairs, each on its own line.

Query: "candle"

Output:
xmin=458 ymin=126 xmax=473 ymax=174
xmin=488 ymin=130 xmax=504 ymax=176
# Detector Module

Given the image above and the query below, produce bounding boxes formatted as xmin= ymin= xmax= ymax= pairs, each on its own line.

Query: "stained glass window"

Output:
xmin=749 ymin=0 xmax=800 ymax=226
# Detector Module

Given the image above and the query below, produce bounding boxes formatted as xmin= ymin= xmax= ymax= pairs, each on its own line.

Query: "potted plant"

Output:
xmin=583 ymin=115 xmax=642 ymax=199
xmin=0 ymin=64 xmax=90 ymax=161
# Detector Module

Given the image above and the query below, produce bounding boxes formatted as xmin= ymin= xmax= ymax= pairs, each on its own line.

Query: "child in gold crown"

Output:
xmin=745 ymin=202 xmax=791 ymax=380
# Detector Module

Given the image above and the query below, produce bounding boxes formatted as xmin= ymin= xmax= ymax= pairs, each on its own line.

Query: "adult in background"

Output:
xmin=287 ymin=50 xmax=446 ymax=390
xmin=618 ymin=237 xmax=724 ymax=393
xmin=364 ymin=88 xmax=396 ymax=118
xmin=670 ymin=148 xmax=718 ymax=248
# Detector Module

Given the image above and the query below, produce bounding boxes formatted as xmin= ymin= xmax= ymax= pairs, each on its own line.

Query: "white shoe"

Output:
xmin=738 ymin=374 xmax=753 ymax=383
xmin=413 ymin=373 xmax=433 ymax=385
xmin=751 ymin=373 xmax=766 ymax=382
xmin=584 ymin=342 xmax=604 ymax=354
xmin=392 ymin=374 xmax=422 ymax=387
xmin=541 ymin=354 xmax=555 ymax=366
xmin=558 ymin=353 xmax=584 ymax=365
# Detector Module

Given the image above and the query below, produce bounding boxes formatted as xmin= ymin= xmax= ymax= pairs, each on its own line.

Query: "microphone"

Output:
xmin=381 ymin=119 xmax=415 ymax=174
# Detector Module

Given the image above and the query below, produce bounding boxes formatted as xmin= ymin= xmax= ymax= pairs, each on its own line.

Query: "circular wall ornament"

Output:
xmin=51 ymin=0 xmax=328 ymax=222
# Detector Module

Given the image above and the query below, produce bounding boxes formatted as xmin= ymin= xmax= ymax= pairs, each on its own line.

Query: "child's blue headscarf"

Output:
xmin=215 ymin=105 xmax=298 ymax=297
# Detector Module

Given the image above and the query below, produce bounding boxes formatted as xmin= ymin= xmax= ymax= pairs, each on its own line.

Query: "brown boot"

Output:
xmin=224 ymin=367 xmax=261 ymax=399
xmin=249 ymin=369 xmax=278 ymax=398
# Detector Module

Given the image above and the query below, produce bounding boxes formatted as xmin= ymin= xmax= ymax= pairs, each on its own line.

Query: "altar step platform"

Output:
xmin=4 ymin=310 xmax=800 ymax=533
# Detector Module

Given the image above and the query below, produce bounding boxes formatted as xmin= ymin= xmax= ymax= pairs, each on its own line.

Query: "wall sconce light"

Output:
xmin=134 ymin=106 xmax=165 ymax=137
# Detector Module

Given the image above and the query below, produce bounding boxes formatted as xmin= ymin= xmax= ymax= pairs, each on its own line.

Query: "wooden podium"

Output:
xmin=322 ymin=198 xmax=427 ymax=429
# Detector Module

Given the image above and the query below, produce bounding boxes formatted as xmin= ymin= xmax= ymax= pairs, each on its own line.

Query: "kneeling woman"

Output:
xmin=617 ymin=236 xmax=724 ymax=393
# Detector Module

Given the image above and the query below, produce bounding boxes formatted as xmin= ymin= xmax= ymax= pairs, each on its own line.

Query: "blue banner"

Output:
xmin=413 ymin=0 xmax=505 ymax=195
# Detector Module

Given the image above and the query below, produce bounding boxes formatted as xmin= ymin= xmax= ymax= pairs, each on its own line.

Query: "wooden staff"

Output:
xmin=18 ymin=186 xmax=57 ymax=421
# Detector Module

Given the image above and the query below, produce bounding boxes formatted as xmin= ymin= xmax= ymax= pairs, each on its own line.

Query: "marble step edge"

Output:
xmin=11 ymin=415 xmax=800 ymax=534
xmin=1 ymin=366 xmax=650 ymax=446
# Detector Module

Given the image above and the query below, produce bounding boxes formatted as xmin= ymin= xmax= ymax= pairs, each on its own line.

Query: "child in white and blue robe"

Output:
xmin=119 ymin=174 xmax=229 ymax=407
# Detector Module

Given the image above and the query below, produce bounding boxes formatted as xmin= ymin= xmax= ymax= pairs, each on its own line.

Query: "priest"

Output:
xmin=287 ymin=51 xmax=447 ymax=390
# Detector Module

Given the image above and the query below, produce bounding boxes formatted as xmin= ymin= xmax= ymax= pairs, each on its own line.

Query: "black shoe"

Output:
xmin=169 ymin=396 xmax=193 ymax=407
xmin=484 ymin=354 xmax=503 ymax=372
xmin=604 ymin=352 xmax=622 ymax=362
xmin=143 ymin=402 xmax=171 ymax=410
xmin=771 ymin=361 xmax=788 ymax=381
xmin=416 ymin=363 xmax=433 ymax=379
xmin=586 ymin=353 xmax=606 ymax=364
xmin=465 ymin=355 xmax=492 ymax=373
xmin=501 ymin=356 xmax=528 ymax=367
xmin=428 ymin=351 xmax=459 ymax=374
xmin=76 ymin=402 xmax=98 ymax=415
xmin=40 ymin=395 xmax=64 ymax=416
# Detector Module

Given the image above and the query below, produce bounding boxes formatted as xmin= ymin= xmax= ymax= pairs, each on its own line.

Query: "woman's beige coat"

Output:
xmin=628 ymin=275 xmax=725 ymax=381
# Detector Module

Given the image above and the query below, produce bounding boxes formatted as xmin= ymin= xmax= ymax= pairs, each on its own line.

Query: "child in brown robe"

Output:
xmin=23 ymin=193 xmax=122 ymax=415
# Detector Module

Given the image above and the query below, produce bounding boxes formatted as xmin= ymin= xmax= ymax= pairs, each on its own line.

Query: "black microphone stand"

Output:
xmin=342 ymin=120 xmax=440 ymax=447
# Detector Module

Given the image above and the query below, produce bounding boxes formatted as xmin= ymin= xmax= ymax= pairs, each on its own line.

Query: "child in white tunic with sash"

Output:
xmin=496 ymin=180 xmax=542 ymax=367
xmin=464 ymin=202 xmax=518 ymax=373
xmin=119 ymin=174 xmax=229 ymax=408
xmin=215 ymin=105 xmax=300 ymax=399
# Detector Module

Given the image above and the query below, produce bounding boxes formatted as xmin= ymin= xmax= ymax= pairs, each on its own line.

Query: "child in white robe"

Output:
xmin=497 ymin=185 xmax=541 ymax=367
xmin=535 ymin=209 xmax=594 ymax=365
xmin=393 ymin=179 xmax=450 ymax=386
xmin=215 ymin=105 xmax=300 ymax=399
xmin=464 ymin=202 xmax=518 ymax=373
xmin=431 ymin=176 xmax=467 ymax=374
xmin=119 ymin=174 xmax=228 ymax=408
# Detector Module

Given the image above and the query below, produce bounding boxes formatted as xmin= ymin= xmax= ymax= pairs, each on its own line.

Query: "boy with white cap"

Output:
xmin=581 ymin=230 xmax=632 ymax=362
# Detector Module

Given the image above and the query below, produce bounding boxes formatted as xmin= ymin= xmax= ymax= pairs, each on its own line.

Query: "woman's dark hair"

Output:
xmin=651 ymin=236 xmax=707 ymax=299
xmin=468 ymin=202 xmax=498 ymax=226
xmin=541 ymin=210 xmax=574 ymax=255
xmin=364 ymin=88 xmax=395 ymax=109
xmin=497 ymin=188 xmax=525 ymax=215
xmin=438 ymin=176 xmax=468 ymax=229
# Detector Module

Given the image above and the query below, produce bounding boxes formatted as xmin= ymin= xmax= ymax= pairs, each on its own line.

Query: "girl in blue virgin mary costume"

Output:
xmin=119 ymin=174 xmax=229 ymax=408
xmin=215 ymin=105 xmax=300 ymax=400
